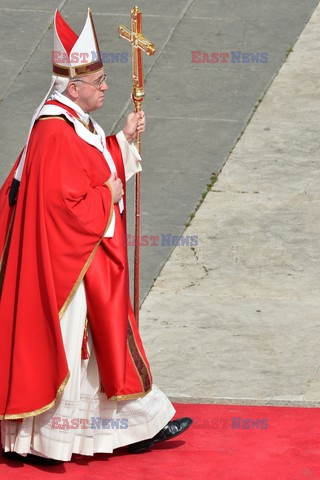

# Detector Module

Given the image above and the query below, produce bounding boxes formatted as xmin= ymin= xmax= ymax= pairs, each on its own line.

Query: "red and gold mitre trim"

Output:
xmin=52 ymin=60 xmax=104 ymax=78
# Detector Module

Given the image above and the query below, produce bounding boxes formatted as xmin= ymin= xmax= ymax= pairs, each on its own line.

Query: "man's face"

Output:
xmin=71 ymin=70 xmax=108 ymax=113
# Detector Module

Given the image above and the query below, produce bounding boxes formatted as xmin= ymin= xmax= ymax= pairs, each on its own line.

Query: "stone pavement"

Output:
xmin=140 ymin=2 xmax=320 ymax=405
xmin=0 ymin=0 xmax=318 ymax=300
xmin=0 ymin=1 xmax=319 ymax=405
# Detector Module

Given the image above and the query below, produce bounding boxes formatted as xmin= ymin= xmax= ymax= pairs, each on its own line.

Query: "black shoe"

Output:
xmin=2 ymin=450 xmax=62 ymax=465
xmin=128 ymin=417 xmax=193 ymax=453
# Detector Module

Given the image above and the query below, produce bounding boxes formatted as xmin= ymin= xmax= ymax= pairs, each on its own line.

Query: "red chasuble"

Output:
xmin=0 ymin=103 xmax=152 ymax=419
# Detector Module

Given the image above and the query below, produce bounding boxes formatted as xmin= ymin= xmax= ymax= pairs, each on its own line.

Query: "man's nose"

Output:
xmin=101 ymin=80 xmax=108 ymax=91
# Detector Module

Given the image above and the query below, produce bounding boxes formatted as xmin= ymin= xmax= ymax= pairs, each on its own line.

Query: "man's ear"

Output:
xmin=66 ymin=81 xmax=78 ymax=100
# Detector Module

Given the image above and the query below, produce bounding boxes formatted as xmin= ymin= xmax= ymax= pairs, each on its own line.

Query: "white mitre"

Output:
xmin=15 ymin=9 xmax=104 ymax=182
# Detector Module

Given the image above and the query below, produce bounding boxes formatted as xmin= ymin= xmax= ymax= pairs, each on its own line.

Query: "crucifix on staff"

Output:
xmin=118 ymin=6 xmax=155 ymax=325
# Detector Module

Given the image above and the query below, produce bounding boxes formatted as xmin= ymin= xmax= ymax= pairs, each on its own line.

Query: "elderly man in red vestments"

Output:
xmin=0 ymin=9 xmax=191 ymax=464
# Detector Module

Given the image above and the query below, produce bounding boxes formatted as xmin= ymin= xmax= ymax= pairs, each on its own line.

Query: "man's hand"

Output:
xmin=123 ymin=111 xmax=145 ymax=144
xmin=106 ymin=173 xmax=123 ymax=204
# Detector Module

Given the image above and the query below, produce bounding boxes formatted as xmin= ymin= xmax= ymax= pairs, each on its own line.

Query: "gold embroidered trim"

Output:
xmin=127 ymin=316 xmax=152 ymax=393
xmin=128 ymin=339 xmax=144 ymax=391
xmin=59 ymin=190 xmax=114 ymax=319
xmin=52 ymin=62 xmax=103 ymax=78
xmin=75 ymin=117 xmax=97 ymax=134
xmin=100 ymin=317 xmax=153 ymax=399
xmin=81 ymin=316 xmax=89 ymax=360
xmin=37 ymin=116 xmax=67 ymax=122
xmin=101 ymin=320 xmax=152 ymax=399
xmin=84 ymin=316 xmax=89 ymax=332
xmin=1 ymin=372 xmax=70 ymax=420
xmin=109 ymin=386 xmax=152 ymax=402
xmin=38 ymin=115 xmax=96 ymax=134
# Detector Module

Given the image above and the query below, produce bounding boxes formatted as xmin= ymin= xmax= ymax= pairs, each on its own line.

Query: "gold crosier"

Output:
xmin=118 ymin=7 xmax=155 ymax=325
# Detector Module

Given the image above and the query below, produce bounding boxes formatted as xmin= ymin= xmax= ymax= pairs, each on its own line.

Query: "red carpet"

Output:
xmin=1 ymin=403 xmax=320 ymax=479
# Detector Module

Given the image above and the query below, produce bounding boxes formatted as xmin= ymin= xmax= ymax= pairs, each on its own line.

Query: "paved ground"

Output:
xmin=0 ymin=0 xmax=319 ymax=405
xmin=0 ymin=0 xmax=318 ymax=299
xmin=140 ymin=2 xmax=320 ymax=405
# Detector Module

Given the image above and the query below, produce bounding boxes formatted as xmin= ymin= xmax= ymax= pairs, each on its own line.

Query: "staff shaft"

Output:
xmin=118 ymin=6 xmax=155 ymax=325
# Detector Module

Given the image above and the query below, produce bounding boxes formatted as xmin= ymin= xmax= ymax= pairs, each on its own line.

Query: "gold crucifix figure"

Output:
xmin=118 ymin=7 xmax=155 ymax=325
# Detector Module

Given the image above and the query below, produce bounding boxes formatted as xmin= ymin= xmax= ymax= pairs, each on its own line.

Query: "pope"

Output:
xmin=0 ymin=9 xmax=191 ymax=464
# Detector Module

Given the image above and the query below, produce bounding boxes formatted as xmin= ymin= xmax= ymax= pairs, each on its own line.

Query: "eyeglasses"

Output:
xmin=72 ymin=74 xmax=107 ymax=90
